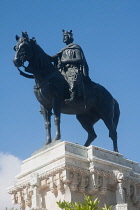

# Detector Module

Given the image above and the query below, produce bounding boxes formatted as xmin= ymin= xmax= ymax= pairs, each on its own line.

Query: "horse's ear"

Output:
xmin=16 ymin=35 xmax=19 ymax=41
xmin=62 ymin=29 xmax=65 ymax=33
xmin=22 ymin=31 xmax=28 ymax=38
xmin=70 ymin=30 xmax=72 ymax=33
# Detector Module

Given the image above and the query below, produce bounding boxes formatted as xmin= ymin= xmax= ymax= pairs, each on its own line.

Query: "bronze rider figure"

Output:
xmin=50 ymin=30 xmax=89 ymax=103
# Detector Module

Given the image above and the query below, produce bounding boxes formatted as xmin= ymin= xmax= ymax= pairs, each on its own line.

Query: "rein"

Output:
xmin=17 ymin=65 xmax=54 ymax=90
xmin=17 ymin=66 xmax=34 ymax=79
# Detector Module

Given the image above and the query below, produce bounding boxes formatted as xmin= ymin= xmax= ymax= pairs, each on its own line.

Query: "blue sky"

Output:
xmin=0 ymin=0 xmax=140 ymax=162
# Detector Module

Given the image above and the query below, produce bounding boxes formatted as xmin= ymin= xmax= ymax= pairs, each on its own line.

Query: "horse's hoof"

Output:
xmin=84 ymin=141 xmax=91 ymax=147
xmin=114 ymin=149 xmax=119 ymax=153
xmin=45 ymin=139 xmax=52 ymax=145
xmin=84 ymin=134 xmax=97 ymax=147
xmin=53 ymin=136 xmax=61 ymax=141
xmin=45 ymin=142 xmax=51 ymax=146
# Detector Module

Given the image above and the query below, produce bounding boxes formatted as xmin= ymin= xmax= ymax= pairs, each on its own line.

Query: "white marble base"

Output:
xmin=8 ymin=141 xmax=140 ymax=210
xmin=113 ymin=204 xmax=128 ymax=210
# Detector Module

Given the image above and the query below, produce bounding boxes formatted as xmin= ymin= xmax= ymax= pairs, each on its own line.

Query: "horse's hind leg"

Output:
xmin=102 ymin=117 xmax=118 ymax=152
xmin=111 ymin=131 xmax=118 ymax=153
xmin=109 ymin=126 xmax=118 ymax=152
xmin=40 ymin=104 xmax=52 ymax=144
xmin=76 ymin=114 xmax=98 ymax=147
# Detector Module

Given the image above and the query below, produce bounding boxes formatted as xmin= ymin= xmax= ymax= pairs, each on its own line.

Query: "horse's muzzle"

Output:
xmin=13 ymin=58 xmax=23 ymax=67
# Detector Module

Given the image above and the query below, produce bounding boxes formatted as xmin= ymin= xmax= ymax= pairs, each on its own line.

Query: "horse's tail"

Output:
xmin=113 ymin=99 xmax=120 ymax=129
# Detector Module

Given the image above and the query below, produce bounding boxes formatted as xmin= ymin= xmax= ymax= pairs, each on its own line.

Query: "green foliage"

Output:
xmin=57 ymin=194 xmax=112 ymax=210
xmin=102 ymin=204 xmax=113 ymax=210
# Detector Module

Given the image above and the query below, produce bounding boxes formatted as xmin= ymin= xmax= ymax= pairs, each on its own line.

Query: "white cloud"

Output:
xmin=0 ymin=153 xmax=22 ymax=210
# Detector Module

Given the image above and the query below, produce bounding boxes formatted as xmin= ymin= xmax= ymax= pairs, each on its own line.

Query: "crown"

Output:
xmin=62 ymin=30 xmax=73 ymax=39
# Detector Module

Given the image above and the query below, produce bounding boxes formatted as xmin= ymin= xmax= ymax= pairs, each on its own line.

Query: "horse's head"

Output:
xmin=13 ymin=32 xmax=34 ymax=68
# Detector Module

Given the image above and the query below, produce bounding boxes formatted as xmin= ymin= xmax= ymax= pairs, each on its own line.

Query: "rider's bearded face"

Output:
xmin=63 ymin=35 xmax=70 ymax=43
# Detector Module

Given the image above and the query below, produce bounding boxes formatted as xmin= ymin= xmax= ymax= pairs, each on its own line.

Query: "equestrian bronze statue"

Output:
xmin=13 ymin=31 xmax=120 ymax=152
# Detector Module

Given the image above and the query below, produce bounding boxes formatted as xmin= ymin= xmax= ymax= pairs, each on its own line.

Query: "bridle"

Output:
xmin=16 ymin=44 xmax=34 ymax=79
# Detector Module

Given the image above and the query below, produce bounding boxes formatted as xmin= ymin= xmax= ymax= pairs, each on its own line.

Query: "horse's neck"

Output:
xmin=31 ymin=44 xmax=56 ymax=82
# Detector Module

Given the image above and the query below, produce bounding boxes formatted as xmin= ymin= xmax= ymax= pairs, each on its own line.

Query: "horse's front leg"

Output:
xmin=40 ymin=104 xmax=52 ymax=144
xmin=53 ymin=101 xmax=61 ymax=141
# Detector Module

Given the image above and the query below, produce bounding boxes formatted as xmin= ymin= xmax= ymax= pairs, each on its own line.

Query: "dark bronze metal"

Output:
xmin=13 ymin=32 xmax=120 ymax=152
xmin=50 ymin=30 xmax=89 ymax=105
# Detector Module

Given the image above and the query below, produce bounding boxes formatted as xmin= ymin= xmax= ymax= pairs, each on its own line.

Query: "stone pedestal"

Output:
xmin=8 ymin=141 xmax=140 ymax=210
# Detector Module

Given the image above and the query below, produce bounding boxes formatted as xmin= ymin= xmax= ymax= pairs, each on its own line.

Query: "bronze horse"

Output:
xmin=13 ymin=32 xmax=120 ymax=152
